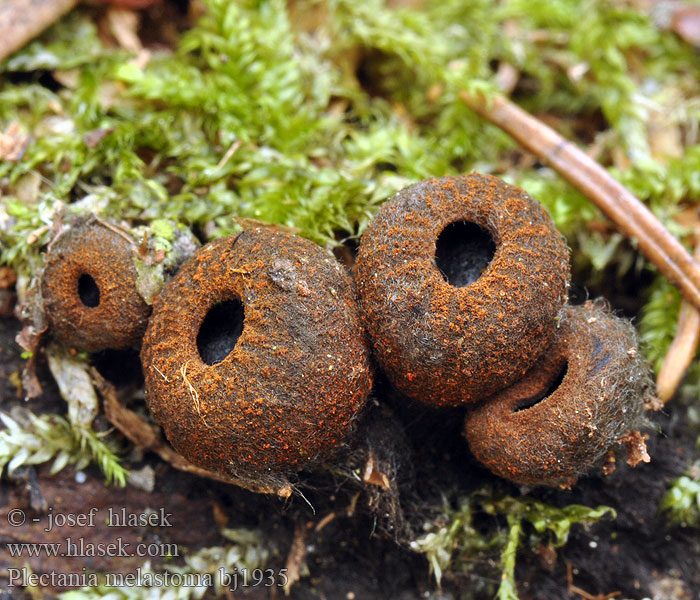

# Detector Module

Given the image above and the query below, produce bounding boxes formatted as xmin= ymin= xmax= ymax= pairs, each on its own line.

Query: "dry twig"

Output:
xmin=461 ymin=92 xmax=700 ymax=313
xmin=0 ymin=0 xmax=79 ymax=62
xmin=91 ymin=368 xmax=293 ymax=498
xmin=656 ymin=241 xmax=700 ymax=403
xmin=283 ymin=522 xmax=311 ymax=596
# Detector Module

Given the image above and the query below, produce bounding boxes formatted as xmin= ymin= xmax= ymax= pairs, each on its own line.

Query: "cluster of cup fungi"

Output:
xmin=39 ymin=173 xmax=654 ymax=493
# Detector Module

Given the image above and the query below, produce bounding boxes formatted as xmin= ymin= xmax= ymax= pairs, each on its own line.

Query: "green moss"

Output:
xmin=410 ymin=488 xmax=614 ymax=597
xmin=0 ymin=411 xmax=127 ymax=486
xmin=661 ymin=470 xmax=700 ymax=527
xmin=638 ymin=275 xmax=700 ymax=406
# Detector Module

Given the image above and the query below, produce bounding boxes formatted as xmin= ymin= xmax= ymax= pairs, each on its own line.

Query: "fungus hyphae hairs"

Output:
xmin=464 ymin=301 xmax=654 ymax=488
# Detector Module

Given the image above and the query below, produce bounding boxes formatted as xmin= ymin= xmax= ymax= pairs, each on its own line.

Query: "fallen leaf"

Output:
xmin=0 ymin=122 xmax=30 ymax=162
xmin=46 ymin=342 xmax=99 ymax=427
xmin=16 ymin=323 xmax=47 ymax=400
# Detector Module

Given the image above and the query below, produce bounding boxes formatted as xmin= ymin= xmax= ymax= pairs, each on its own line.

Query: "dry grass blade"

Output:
xmin=460 ymin=92 xmax=700 ymax=313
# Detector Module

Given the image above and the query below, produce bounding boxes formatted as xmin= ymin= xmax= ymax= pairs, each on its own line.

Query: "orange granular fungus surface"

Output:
xmin=41 ymin=218 xmax=151 ymax=352
xmin=141 ymin=228 xmax=372 ymax=491
xmin=354 ymin=174 xmax=570 ymax=407
xmin=464 ymin=301 xmax=654 ymax=487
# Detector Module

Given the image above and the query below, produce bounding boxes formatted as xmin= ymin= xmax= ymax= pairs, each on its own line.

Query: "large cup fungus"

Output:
xmin=354 ymin=174 xmax=571 ymax=407
xmin=141 ymin=228 xmax=373 ymax=491
xmin=464 ymin=301 xmax=654 ymax=487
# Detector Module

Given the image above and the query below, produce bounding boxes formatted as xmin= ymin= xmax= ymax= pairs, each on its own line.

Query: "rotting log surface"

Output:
xmin=0 ymin=469 xmax=222 ymax=583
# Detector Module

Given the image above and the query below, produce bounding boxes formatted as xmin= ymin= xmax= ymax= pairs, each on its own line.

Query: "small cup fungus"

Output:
xmin=41 ymin=217 xmax=151 ymax=352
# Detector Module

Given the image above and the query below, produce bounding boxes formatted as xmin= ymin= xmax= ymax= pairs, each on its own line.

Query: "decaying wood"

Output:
xmin=0 ymin=0 xmax=79 ymax=62
xmin=92 ymin=369 xmax=294 ymax=498
xmin=283 ymin=522 xmax=310 ymax=596
xmin=461 ymin=92 xmax=700 ymax=314
xmin=0 ymin=468 xmax=221 ymax=591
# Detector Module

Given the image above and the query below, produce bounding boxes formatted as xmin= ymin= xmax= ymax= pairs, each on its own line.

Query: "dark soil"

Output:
xmin=1 ymin=309 xmax=700 ymax=600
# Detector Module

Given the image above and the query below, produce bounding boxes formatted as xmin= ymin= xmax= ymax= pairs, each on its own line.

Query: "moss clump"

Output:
xmin=141 ymin=227 xmax=372 ymax=491
xmin=0 ymin=410 xmax=127 ymax=487
xmin=354 ymin=174 xmax=570 ymax=407
xmin=410 ymin=489 xmax=615 ymax=596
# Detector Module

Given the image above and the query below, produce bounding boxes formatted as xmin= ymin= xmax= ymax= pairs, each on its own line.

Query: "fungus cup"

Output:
xmin=41 ymin=217 xmax=151 ymax=352
xmin=141 ymin=227 xmax=373 ymax=491
xmin=354 ymin=173 xmax=570 ymax=407
xmin=464 ymin=301 xmax=654 ymax=488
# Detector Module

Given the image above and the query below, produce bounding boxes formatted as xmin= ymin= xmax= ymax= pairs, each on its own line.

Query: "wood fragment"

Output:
xmin=460 ymin=91 xmax=700 ymax=313
xmin=656 ymin=242 xmax=700 ymax=404
xmin=0 ymin=0 xmax=79 ymax=62
xmin=566 ymin=562 xmax=622 ymax=600
xmin=283 ymin=523 xmax=310 ymax=596
xmin=91 ymin=368 xmax=293 ymax=498
xmin=314 ymin=511 xmax=336 ymax=532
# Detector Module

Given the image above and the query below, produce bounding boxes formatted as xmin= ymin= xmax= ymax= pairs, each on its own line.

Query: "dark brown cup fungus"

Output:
xmin=41 ymin=217 xmax=151 ymax=352
xmin=354 ymin=174 xmax=570 ymax=407
xmin=464 ymin=301 xmax=654 ymax=488
xmin=141 ymin=227 xmax=373 ymax=492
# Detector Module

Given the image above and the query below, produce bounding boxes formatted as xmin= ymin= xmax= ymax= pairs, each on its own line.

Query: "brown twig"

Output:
xmin=91 ymin=368 xmax=293 ymax=498
xmin=656 ymin=241 xmax=700 ymax=403
xmin=566 ymin=563 xmax=621 ymax=600
xmin=0 ymin=0 xmax=79 ymax=62
xmin=460 ymin=92 xmax=700 ymax=313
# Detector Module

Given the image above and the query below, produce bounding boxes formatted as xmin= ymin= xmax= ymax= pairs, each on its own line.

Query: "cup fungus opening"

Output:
xmin=513 ymin=360 xmax=568 ymax=413
xmin=77 ymin=273 xmax=100 ymax=308
xmin=197 ymin=299 xmax=245 ymax=365
xmin=435 ymin=221 xmax=496 ymax=287
xmin=143 ymin=230 xmax=373 ymax=484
